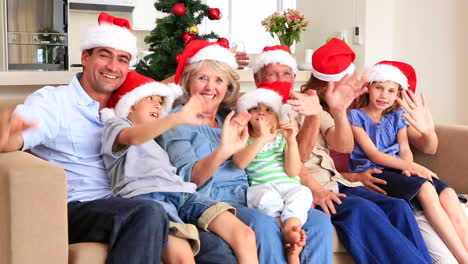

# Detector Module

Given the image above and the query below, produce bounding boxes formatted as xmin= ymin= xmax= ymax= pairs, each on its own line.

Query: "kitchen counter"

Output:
xmin=0 ymin=70 xmax=312 ymax=97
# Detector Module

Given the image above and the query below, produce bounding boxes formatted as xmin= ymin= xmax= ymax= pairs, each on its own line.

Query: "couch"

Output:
xmin=1 ymin=97 xmax=467 ymax=264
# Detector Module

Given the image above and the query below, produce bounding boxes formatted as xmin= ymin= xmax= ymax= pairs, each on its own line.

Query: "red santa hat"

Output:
xmin=311 ymin=38 xmax=356 ymax=82
xmin=174 ymin=39 xmax=238 ymax=84
xmin=366 ymin=60 xmax=417 ymax=92
xmin=100 ymin=71 xmax=182 ymax=122
xmin=237 ymin=81 xmax=297 ymax=123
xmin=252 ymin=45 xmax=298 ymax=74
xmin=80 ymin=12 xmax=138 ymax=65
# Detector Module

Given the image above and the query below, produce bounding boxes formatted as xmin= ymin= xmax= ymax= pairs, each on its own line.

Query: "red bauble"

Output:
xmin=172 ymin=3 xmax=186 ymax=16
xmin=182 ymin=32 xmax=195 ymax=43
xmin=217 ymin=38 xmax=229 ymax=48
xmin=208 ymin=8 xmax=221 ymax=20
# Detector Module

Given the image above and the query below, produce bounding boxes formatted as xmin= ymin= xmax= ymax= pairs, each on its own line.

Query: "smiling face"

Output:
xmin=80 ymin=47 xmax=131 ymax=95
xmin=366 ymin=81 xmax=401 ymax=112
xmin=248 ymin=103 xmax=278 ymax=133
xmin=187 ymin=62 xmax=229 ymax=113
xmin=127 ymin=95 xmax=164 ymax=125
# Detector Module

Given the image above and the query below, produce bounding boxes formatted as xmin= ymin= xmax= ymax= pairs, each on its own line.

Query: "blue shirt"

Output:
xmin=157 ymin=105 xmax=248 ymax=206
xmin=347 ymin=109 xmax=408 ymax=173
xmin=15 ymin=73 xmax=112 ymax=202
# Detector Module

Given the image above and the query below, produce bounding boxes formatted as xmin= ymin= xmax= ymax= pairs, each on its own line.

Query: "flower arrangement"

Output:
xmin=261 ymin=9 xmax=309 ymax=49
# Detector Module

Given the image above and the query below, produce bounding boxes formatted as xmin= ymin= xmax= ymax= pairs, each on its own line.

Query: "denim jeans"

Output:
xmin=68 ymin=197 xmax=169 ymax=264
xmin=333 ymin=185 xmax=433 ymax=264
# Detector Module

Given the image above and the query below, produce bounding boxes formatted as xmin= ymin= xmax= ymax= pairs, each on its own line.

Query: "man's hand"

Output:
xmin=231 ymin=45 xmax=249 ymax=70
xmin=397 ymin=90 xmax=435 ymax=135
xmin=287 ymin=90 xmax=322 ymax=116
xmin=326 ymin=71 xmax=368 ymax=114
xmin=347 ymin=168 xmax=387 ymax=195
xmin=0 ymin=109 xmax=33 ymax=152
xmin=311 ymin=188 xmax=346 ymax=215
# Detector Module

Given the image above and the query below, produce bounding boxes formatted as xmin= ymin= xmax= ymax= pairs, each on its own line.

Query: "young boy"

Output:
xmin=100 ymin=71 xmax=258 ymax=264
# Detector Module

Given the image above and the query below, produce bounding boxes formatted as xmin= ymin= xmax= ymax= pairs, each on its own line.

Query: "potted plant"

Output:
xmin=261 ymin=9 xmax=309 ymax=50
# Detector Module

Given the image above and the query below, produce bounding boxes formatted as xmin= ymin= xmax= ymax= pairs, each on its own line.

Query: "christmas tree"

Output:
xmin=136 ymin=0 xmax=223 ymax=81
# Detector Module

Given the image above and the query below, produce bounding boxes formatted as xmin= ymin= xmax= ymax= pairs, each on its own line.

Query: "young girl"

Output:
xmin=100 ymin=71 xmax=258 ymax=264
xmin=233 ymin=81 xmax=313 ymax=264
xmin=348 ymin=61 xmax=468 ymax=263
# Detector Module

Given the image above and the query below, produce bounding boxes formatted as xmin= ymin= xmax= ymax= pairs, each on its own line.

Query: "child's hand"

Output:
xmin=406 ymin=162 xmax=438 ymax=181
xmin=257 ymin=117 xmax=277 ymax=143
xmin=279 ymin=114 xmax=297 ymax=142
xmin=177 ymin=97 xmax=207 ymax=126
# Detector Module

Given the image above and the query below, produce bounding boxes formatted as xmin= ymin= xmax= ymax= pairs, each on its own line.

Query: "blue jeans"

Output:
xmin=332 ymin=185 xmax=433 ymax=264
xmin=135 ymin=192 xmax=220 ymax=225
xmin=68 ymin=197 xmax=169 ymax=264
xmin=194 ymin=205 xmax=333 ymax=264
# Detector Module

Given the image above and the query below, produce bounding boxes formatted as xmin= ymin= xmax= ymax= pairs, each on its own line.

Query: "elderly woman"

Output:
xmin=157 ymin=40 xmax=333 ymax=264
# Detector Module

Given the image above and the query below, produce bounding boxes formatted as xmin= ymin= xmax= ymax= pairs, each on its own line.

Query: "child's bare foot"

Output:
xmin=283 ymin=226 xmax=306 ymax=264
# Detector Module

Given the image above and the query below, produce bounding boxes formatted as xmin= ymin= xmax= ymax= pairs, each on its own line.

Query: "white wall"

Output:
xmin=0 ymin=0 xmax=5 ymax=71
xmin=391 ymin=0 xmax=468 ymax=125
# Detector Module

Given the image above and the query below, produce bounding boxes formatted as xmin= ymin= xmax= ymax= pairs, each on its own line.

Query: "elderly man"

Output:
xmin=0 ymin=12 xmax=168 ymax=264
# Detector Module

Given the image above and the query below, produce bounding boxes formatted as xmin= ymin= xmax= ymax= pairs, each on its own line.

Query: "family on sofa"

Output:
xmin=0 ymin=12 xmax=466 ymax=264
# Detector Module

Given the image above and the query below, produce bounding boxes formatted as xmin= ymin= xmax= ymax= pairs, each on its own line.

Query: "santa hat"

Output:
xmin=100 ymin=71 xmax=182 ymax=122
xmin=252 ymin=45 xmax=298 ymax=74
xmin=237 ymin=81 xmax=297 ymax=123
xmin=311 ymin=38 xmax=356 ymax=82
xmin=174 ymin=39 xmax=237 ymax=84
xmin=80 ymin=12 xmax=138 ymax=65
xmin=366 ymin=60 xmax=417 ymax=92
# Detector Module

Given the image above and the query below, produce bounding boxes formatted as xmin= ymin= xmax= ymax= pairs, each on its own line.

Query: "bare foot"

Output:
xmin=283 ymin=226 xmax=306 ymax=264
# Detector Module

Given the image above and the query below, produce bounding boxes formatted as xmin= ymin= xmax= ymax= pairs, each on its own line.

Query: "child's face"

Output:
xmin=367 ymin=81 xmax=400 ymax=111
xmin=248 ymin=103 xmax=278 ymax=130
xmin=127 ymin=95 xmax=163 ymax=124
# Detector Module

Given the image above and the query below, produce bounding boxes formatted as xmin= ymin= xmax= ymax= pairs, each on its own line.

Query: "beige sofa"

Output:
xmin=1 ymin=97 xmax=467 ymax=264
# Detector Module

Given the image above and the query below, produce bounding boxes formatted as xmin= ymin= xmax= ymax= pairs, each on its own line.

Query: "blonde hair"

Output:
xmin=178 ymin=60 xmax=240 ymax=111
xmin=359 ymin=82 xmax=402 ymax=115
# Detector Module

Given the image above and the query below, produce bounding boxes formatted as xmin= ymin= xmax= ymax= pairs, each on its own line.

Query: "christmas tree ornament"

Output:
xmin=217 ymin=38 xmax=229 ymax=48
xmin=208 ymin=8 xmax=221 ymax=20
xmin=172 ymin=3 xmax=186 ymax=16
xmin=189 ymin=25 xmax=199 ymax=35
xmin=182 ymin=32 xmax=195 ymax=43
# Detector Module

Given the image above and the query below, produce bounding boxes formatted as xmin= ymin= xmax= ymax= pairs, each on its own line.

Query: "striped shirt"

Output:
xmin=246 ymin=134 xmax=301 ymax=186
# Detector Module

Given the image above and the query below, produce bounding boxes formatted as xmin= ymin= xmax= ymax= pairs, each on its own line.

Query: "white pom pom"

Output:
xmin=167 ymin=83 xmax=183 ymax=99
xmin=100 ymin=108 xmax=116 ymax=123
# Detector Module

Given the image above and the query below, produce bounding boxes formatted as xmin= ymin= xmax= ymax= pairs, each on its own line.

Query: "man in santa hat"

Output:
xmin=0 ymin=12 xmax=168 ymax=263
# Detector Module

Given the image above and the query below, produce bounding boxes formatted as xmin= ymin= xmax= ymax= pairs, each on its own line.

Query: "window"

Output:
xmin=200 ymin=0 xmax=296 ymax=54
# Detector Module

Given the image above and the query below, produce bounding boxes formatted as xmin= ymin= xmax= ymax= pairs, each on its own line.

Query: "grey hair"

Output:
xmin=178 ymin=60 xmax=240 ymax=111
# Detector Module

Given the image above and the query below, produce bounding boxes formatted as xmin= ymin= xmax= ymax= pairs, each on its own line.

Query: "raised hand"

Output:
xmin=397 ymin=90 xmax=435 ymax=135
xmin=177 ymin=97 xmax=207 ymax=126
xmin=286 ymin=90 xmax=322 ymax=116
xmin=230 ymin=44 xmax=249 ymax=70
xmin=280 ymin=114 xmax=297 ymax=143
xmin=220 ymin=111 xmax=251 ymax=155
xmin=0 ymin=109 xmax=35 ymax=152
xmin=257 ymin=117 xmax=278 ymax=143
xmin=325 ymin=71 xmax=368 ymax=114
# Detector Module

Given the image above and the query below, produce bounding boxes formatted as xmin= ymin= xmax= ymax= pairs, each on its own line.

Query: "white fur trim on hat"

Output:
xmin=189 ymin=45 xmax=238 ymax=70
xmin=312 ymin=63 xmax=355 ymax=82
xmin=366 ymin=64 xmax=409 ymax=90
xmin=114 ymin=82 xmax=182 ymax=118
xmin=237 ymin=88 xmax=283 ymax=114
xmin=252 ymin=50 xmax=298 ymax=74
xmin=80 ymin=23 xmax=138 ymax=65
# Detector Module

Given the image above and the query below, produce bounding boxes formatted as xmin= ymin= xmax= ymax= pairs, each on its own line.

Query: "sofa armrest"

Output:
xmin=0 ymin=151 xmax=68 ymax=264
xmin=413 ymin=124 xmax=468 ymax=194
